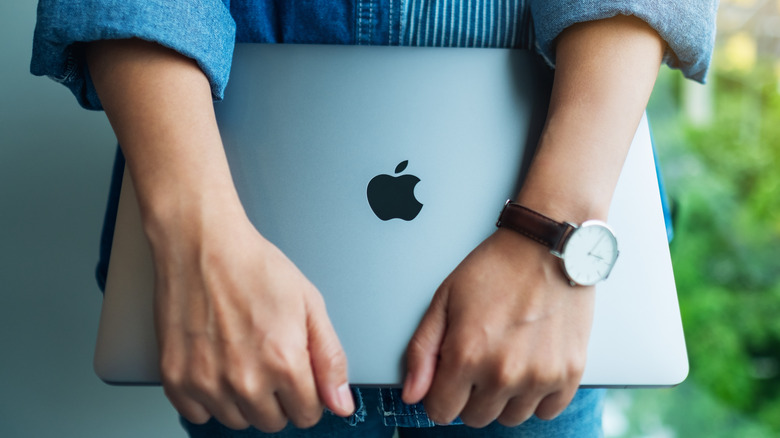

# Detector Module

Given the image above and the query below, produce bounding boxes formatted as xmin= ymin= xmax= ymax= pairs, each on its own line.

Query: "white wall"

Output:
xmin=0 ymin=2 xmax=184 ymax=437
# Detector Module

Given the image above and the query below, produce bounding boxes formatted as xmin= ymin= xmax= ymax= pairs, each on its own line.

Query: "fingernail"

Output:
xmin=337 ymin=383 xmax=355 ymax=414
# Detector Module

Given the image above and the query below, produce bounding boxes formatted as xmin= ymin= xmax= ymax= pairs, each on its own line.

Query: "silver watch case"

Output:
xmin=550 ymin=220 xmax=620 ymax=287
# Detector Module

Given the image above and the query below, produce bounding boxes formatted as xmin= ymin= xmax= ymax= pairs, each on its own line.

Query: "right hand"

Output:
xmin=148 ymin=206 xmax=355 ymax=431
xmin=84 ymin=37 xmax=354 ymax=431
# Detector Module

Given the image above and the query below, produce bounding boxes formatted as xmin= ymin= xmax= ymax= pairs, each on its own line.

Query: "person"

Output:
xmin=31 ymin=1 xmax=718 ymax=436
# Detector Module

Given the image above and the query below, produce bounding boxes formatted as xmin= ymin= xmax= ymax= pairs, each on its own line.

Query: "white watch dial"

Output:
xmin=560 ymin=220 xmax=619 ymax=286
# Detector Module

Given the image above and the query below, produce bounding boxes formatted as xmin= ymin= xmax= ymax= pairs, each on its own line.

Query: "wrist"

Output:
xmin=515 ymin=180 xmax=611 ymax=225
xmin=496 ymin=201 xmax=619 ymax=287
xmin=516 ymin=120 xmax=623 ymax=223
xmin=132 ymin=171 xmax=248 ymax=256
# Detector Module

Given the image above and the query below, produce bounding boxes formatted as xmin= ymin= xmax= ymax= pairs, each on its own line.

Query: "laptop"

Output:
xmin=94 ymin=43 xmax=688 ymax=388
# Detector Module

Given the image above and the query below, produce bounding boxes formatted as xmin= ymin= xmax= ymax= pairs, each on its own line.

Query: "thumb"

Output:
xmin=402 ymin=290 xmax=448 ymax=405
xmin=306 ymin=294 xmax=354 ymax=417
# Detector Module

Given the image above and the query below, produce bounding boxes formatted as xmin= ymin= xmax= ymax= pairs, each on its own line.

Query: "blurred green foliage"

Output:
xmin=610 ymin=57 xmax=780 ymax=436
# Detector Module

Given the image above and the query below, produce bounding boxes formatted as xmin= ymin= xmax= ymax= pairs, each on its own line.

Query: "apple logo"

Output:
xmin=367 ymin=160 xmax=423 ymax=221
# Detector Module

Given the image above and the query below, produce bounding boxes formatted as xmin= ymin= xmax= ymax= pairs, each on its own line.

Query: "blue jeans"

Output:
xmin=181 ymin=388 xmax=605 ymax=437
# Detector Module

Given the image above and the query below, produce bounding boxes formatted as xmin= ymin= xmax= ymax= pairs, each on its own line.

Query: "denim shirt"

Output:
xmin=31 ymin=0 xmax=718 ymax=111
xmin=31 ymin=0 xmax=716 ymax=429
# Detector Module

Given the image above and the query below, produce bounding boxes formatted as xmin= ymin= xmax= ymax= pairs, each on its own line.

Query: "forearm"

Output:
xmin=86 ymin=39 xmax=352 ymax=429
xmin=519 ymin=15 xmax=665 ymax=222
xmin=402 ymin=15 xmax=667 ymax=425
xmin=86 ymin=38 xmax=244 ymax=246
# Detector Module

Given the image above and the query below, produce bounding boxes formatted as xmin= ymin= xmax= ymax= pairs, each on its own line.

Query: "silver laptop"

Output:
xmin=94 ymin=44 xmax=688 ymax=388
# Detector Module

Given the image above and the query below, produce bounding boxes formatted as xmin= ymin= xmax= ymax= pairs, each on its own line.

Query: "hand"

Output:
xmin=401 ymin=228 xmax=594 ymax=427
xmin=85 ymin=37 xmax=356 ymax=431
xmin=150 ymin=208 xmax=355 ymax=432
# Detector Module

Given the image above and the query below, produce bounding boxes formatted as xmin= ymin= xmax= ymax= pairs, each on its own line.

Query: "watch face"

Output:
xmin=560 ymin=220 xmax=619 ymax=286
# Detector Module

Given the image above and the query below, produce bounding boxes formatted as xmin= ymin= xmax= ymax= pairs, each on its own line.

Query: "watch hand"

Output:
xmin=587 ymin=234 xmax=606 ymax=257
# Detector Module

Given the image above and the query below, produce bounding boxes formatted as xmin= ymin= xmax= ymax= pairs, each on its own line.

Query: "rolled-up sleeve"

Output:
xmin=529 ymin=0 xmax=719 ymax=83
xmin=31 ymin=0 xmax=236 ymax=110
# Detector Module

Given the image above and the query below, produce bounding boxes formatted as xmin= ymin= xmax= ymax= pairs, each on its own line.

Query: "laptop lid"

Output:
xmin=94 ymin=44 xmax=688 ymax=387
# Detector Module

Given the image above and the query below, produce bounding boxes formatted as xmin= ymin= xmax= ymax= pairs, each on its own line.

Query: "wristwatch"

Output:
xmin=496 ymin=201 xmax=619 ymax=286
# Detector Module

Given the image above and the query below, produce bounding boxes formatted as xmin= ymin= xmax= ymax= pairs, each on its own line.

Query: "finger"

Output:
xmin=306 ymin=293 xmax=354 ymax=417
xmin=207 ymin=401 xmax=251 ymax=431
xmin=219 ymin=365 xmax=291 ymax=432
xmin=163 ymin=388 xmax=211 ymax=425
xmin=160 ymin=362 xmax=212 ymax=425
xmin=534 ymin=387 xmax=578 ymax=420
xmin=235 ymin=392 xmax=291 ymax=433
xmin=274 ymin=359 xmax=326 ymax=429
xmin=495 ymin=364 xmax=580 ymax=426
xmin=423 ymin=359 xmax=473 ymax=424
xmin=165 ymin=368 xmax=251 ymax=430
xmin=419 ymin=332 xmax=476 ymax=425
xmin=496 ymin=395 xmax=538 ymax=427
xmin=458 ymin=386 xmax=511 ymax=429
xmin=401 ymin=290 xmax=448 ymax=405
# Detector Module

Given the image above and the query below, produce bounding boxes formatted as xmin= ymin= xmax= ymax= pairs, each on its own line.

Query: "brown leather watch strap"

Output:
xmin=496 ymin=201 xmax=574 ymax=253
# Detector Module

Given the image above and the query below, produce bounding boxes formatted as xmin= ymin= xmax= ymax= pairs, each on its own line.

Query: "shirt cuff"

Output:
xmin=529 ymin=0 xmax=718 ymax=83
xmin=31 ymin=0 xmax=236 ymax=110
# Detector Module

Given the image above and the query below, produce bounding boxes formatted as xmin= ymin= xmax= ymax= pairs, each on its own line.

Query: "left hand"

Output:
xmin=401 ymin=228 xmax=595 ymax=427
